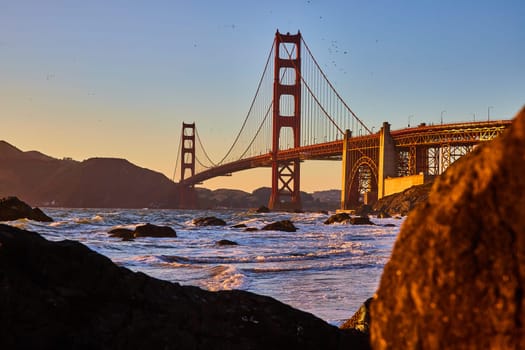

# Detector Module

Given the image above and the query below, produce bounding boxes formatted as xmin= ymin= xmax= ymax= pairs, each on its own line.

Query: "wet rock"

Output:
xmin=371 ymin=107 xmax=525 ymax=350
xmin=372 ymin=182 xmax=433 ymax=217
xmin=193 ymin=216 xmax=227 ymax=226
xmin=256 ymin=205 xmax=270 ymax=213
xmin=348 ymin=217 xmax=374 ymax=225
xmin=0 ymin=196 xmax=53 ymax=222
xmin=133 ymin=223 xmax=177 ymax=238
xmin=341 ymin=297 xmax=373 ymax=334
xmin=108 ymin=228 xmax=135 ymax=241
xmin=324 ymin=212 xmax=351 ymax=224
xmin=382 ymin=223 xmax=396 ymax=227
xmin=244 ymin=227 xmax=259 ymax=232
xmin=261 ymin=220 xmax=297 ymax=232
xmin=232 ymin=223 xmax=247 ymax=228
xmin=0 ymin=224 xmax=365 ymax=349
xmin=216 ymin=239 xmax=238 ymax=246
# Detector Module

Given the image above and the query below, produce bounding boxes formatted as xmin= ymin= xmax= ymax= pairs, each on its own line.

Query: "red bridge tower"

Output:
xmin=268 ymin=31 xmax=302 ymax=210
xmin=179 ymin=122 xmax=197 ymax=208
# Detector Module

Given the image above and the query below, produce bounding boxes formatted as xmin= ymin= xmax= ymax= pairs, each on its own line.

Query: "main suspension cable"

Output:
xmin=301 ymin=37 xmax=372 ymax=134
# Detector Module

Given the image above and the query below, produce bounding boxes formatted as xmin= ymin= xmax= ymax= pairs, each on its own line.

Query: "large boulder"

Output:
xmin=324 ymin=213 xmax=373 ymax=225
xmin=133 ymin=223 xmax=177 ymax=238
xmin=371 ymin=107 xmax=525 ymax=349
xmin=324 ymin=212 xmax=351 ymax=224
xmin=0 ymin=196 xmax=53 ymax=222
xmin=193 ymin=216 xmax=227 ymax=226
xmin=0 ymin=224 xmax=367 ymax=349
xmin=108 ymin=227 xmax=135 ymax=240
xmin=261 ymin=220 xmax=297 ymax=232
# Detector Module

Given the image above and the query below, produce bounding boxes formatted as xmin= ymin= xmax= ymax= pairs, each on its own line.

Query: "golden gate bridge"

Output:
xmin=173 ymin=31 xmax=511 ymax=210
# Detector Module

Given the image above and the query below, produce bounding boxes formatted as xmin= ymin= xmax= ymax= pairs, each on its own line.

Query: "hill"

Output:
xmin=0 ymin=141 xmax=342 ymax=210
xmin=0 ymin=141 xmax=178 ymax=208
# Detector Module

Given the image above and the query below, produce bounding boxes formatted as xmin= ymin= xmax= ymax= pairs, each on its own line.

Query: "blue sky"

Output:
xmin=1 ymin=0 xmax=523 ymax=192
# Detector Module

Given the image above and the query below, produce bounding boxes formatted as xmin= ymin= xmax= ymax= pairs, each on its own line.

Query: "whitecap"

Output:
xmin=204 ymin=265 xmax=246 ymax=291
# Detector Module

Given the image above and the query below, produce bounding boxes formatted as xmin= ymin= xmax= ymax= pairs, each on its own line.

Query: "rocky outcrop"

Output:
xmin=261 ymin=220 xmax=297 ymax=232
xmin=371 ymin=182 xmax=433 ymax=216
xmin=0 ymin=224 xmax=368 ymax=349
xmin=324 ymin=213 xmax=351 ymax=224
xmin=0 ymin=196 xmax=53 ymax=222
xmin=193 ymin=216 xmax=227 ymax=226
xmin=324 ymin=213 xmax=373 ymax=225
xmin=134 ymin=223 xmax=177 ymax=238
xmin=108 ymin=224 xmax=176 ymax=240
xmin=341 ymin=298 xmax=373 ymax=333
xmin=108 ymin=227 xmax=135 ymax=240
xmin=370 ymin=107 xmax=525 ymax=349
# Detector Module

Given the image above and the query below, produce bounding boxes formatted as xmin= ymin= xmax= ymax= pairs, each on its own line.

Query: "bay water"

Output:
xmin=13 ymin=208 xmax=400 ymax=326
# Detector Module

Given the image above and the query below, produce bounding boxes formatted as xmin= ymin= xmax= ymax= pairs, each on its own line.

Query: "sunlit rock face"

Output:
xmin=371 ymin=107 xmax=525 ymax=349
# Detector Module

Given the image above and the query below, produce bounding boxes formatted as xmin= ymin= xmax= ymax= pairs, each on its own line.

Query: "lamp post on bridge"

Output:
xmin=488 ymin=106 xmax=494 ymax=121
xmin=440 ymin=110 xmax=446 ymax=125
xmin=472 ymin=113 xmax=476 ymax=122
xmin=408 ymin=115 xmax=413 ymax=127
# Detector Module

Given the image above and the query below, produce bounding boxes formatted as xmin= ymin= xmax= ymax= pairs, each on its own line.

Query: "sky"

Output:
xmin=1 ymin=0 xmax=524 ymax=193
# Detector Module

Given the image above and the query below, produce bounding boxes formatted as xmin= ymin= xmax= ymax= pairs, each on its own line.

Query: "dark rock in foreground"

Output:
xmin=371 ymin=107 xmax=525 ymax=349
xmin=0 ymin=196 xmax=53 ymax=222
xmin=193 ymin=216 xmax=227 ymax=226
xmin=261 ymin=220 xmax=297 ymax=232
xmin=0 ymin=224 xmax=367 ymax=349
xmin=134 ymin=223 xmax=177 ymax=238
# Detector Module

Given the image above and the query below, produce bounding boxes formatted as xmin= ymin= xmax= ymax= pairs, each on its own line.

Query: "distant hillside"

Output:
xmin=197 ymin=187 xmax=339 ymax=210
xmin=0 ymin=141 xmax=179 ymax=208
xmin=0 ymin=141 xmax=342 ymax=210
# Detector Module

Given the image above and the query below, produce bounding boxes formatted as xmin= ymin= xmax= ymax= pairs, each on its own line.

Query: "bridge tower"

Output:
xmin=179 ymin=122 xmax=197 ymax=208
xmin=268 ymin=31 xmax=302 ymax=210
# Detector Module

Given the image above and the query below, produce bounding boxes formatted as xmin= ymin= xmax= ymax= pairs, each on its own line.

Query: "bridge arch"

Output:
xmin=348 ymin=155 xmax=379 ymax=207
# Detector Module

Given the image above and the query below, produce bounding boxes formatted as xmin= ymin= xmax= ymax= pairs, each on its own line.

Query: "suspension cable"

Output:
xmin=216 ymin=40 xmax=276 ymax=165
xmin=301 ymin=37 xmax=372 ymax=134
xmin=276 ymin=32 xmax=344 ymax=135
xmin=195 ymin=128 xmax=217 ymax=167
xmin=172 ymin=130 xmax=182 ymax=182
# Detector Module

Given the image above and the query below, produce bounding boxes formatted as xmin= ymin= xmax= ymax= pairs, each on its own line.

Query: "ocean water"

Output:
xmin=13 ymin=208 xmax=401 ymax=326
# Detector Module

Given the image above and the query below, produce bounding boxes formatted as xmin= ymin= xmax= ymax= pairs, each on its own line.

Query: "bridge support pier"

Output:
xmin=340 ymin=129 xmax=352 ymax=210
xmin=269 ymin=159 xmax=301 ymax=210
xmin=378 ymin=122 xmax=396 ymax=200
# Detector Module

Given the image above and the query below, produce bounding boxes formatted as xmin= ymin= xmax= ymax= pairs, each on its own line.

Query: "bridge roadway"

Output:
xmin=180 ymin=119 xmax=512 ymax=187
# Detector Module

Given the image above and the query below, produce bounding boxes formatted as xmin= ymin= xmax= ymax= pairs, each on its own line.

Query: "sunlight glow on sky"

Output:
xmin=1 ymin=0 xmax=524 ymax=192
